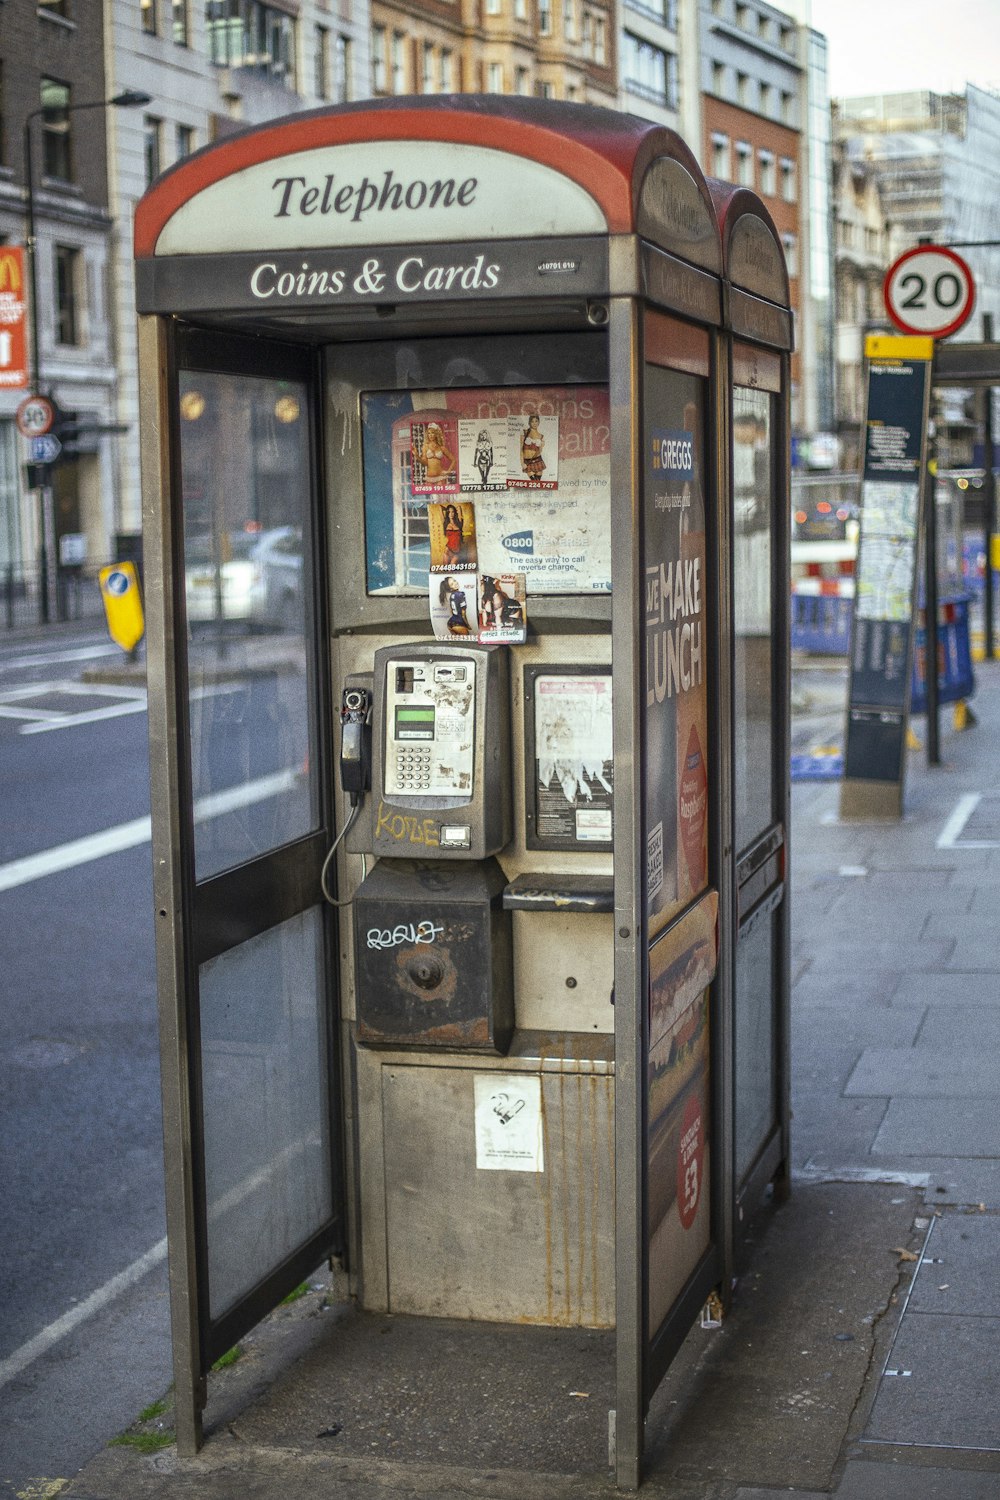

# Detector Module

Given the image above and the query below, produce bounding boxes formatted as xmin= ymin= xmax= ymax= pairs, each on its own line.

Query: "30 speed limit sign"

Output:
xmin=15 ymin=393 xmax=55 ymax=438
xmin=884 ymin=245 xmax=975 ymax=339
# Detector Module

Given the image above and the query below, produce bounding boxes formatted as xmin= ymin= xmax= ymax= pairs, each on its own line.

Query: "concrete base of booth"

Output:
xmin=839 ymin=778 xmax=905 ymax=820
xmin=354 ymin=1031 xmax=615 ymax=1328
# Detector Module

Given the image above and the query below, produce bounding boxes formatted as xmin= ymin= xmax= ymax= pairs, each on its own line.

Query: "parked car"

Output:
xmin=184 ymin=526 xmax=303 ymax=629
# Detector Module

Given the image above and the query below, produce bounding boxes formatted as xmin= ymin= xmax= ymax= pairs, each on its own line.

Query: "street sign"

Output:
xmin=29 ymin=433 xmax=62 ymax=464
xmin=0 ymin=247 xmax=28 ymax=390
xmin=15 ymin=393 xmax=55 ymax=438
xmin=884 ymin=246 xmax=976 ymax=340
xmin=99 ymin=562 xmax=145 ymax=652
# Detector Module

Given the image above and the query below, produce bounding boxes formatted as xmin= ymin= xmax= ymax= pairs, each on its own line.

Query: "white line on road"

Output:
xmin=0 ymin=1128 xmax=315 ymax=1392
xmin=0 ymin=1239 xmax=168 ymax=1394
xmin=937 ymin=791 xmax=983 ymax=849
xmin=0 ymin=768 xmax=300 ymax=892
xmin=21 ymin=697 xmax=150 ymax=733
xmin=3 ymin=644 xmax=123 ymax=671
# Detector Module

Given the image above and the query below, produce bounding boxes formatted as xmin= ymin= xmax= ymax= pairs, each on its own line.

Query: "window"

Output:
xmin=594 ymin=14 xmax=606 ymax=62
xmin=315 ymin=25 xmax=330 ymax=97
xmin=38 ymin=0 xmax=71 ymax=15
xmin=712 ymin=61 xmax=725 ymax=95
xmin=758 ymin=148 xmax=775 ymax=195
xmin=563 ymin=0 xmax=576 ymax=40
xmin=779 ymin=22 xmax=794 ymax=51
xmin=736 ymin=71 xmax=749 ymax=106
xmin=141 ymin=0 xmax=157 ymax=35
xmin=736 ymin=140 xmax=753 ymax=186
xmin=781 ymin=90 xmax=795 ymax=125
xmin=735 ymin=3 xmax=749 ymax=26
xmin=172 ymin=0 xmax=188 ymax=44
xmin=54 ymin=245 xmax=82 ymax=346
xmin=205 ymin=1 xmax=297 ymax=84
xmin=757 ymin=11 xmax=769 ymax=39
xmin=487 ymin=61 xmax=504 ymax=92
xmin=780 ymin=156 xmax=796 ymax=201
xmin=422 ymin=42 xmax=435 ymax=92
xmin=176 ymin=123 xmax=195 ymax=159
xmin=144 ymin=115 xmax=162 ymax=186
xmin=515 ymin=65 xmax=530 ymax=94
xmin=334 ymin=35 xmax=351 ymax=101
xmin=371 ymin=25 xmax=386 ymax=91
xmin=40 ymin=79 xmax=71 ymax=181
xmin=391 ymin=31 xmax=405 ymax=93
xmin=515 ymin=0 xmax=527 ymax=17
xmin=623 ymin=33 xmax=677 ymax=108
xmin=536 ymin=80 xmax=555 ymax=98
xmin=759 ymin=82 xmax=772 ymax=116
xmin=782 ymin=233 xmax=797 ymax=277
xmin=711 ymin=132 xmax=730 ymax=179
xmin=485 ymin=0 xmax=501 ymax=14
xmin=539 ymin=0 xmax=552 ymax=35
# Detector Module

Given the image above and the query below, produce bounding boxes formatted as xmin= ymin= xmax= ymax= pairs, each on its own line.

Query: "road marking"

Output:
xmin=0 ymin=1239 xmax=168 ymax=1393
xmin=21 ymin=698 xmax=150 ymax=733
xmin=0 ymin=768 xmax=300 ymax=892
xmin=2 ymin=644 xmax=122 ymax=671
xmin=0 ymin=1130 xmax=313 ymax=1392
xmin=937 ymin=791 xmax=990 ymax=848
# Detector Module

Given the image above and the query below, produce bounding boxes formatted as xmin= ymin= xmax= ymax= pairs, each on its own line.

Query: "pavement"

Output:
xmin=49 ymin=654 xmax=1000 ymax=1498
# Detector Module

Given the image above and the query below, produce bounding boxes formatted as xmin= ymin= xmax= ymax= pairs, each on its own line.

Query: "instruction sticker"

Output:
xmin=474 ymin=1073 xmax=544 ymax=1172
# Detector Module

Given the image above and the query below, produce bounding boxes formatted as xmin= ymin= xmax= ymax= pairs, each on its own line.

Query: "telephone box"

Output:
xmin=134 ymin=98 xmax=790 ymax=1490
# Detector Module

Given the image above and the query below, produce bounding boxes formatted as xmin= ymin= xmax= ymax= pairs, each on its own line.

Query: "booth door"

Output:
xmin=171 ymin=327 xmax=343 ymax=1364
xmin=731 ymin=351 xmax=789 ymax=1212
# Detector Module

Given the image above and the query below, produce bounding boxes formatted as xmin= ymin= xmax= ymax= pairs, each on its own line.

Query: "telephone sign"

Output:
xmin=884 ymin=245 xmax=975 ymax=339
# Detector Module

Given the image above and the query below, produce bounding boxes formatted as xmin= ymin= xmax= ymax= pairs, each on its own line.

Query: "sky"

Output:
xmin=782 ymin=0 xmax=1000 ymax=99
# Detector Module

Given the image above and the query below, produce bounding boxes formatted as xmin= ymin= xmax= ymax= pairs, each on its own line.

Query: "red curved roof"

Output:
xmin=134 ymin=96 xmax=712 ymax=258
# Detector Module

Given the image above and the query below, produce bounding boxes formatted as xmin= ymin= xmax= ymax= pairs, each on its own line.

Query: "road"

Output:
xmin=0 ymin=628 xmax=169 ymax=1497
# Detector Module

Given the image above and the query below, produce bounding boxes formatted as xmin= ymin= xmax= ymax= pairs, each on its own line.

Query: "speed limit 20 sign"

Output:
xmin=884 ymin=245 xmax=975 ymax=339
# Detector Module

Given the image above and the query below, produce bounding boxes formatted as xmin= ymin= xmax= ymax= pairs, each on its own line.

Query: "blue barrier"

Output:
xmin=790 ymin=593 xmax=853 ymax=654
xmin=910 ymin=595 xmax=975 ymax=713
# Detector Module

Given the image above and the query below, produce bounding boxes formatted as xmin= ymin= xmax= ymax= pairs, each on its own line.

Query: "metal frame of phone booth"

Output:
xmin=709 ymin=181 xmax=793 ymax=1252
xmin=133 ymin=98 xmax=791 ymax=1491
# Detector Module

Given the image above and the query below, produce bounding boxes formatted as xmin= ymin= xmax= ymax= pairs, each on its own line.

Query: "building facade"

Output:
xmin=831 ymin=140 xmax=890 ymax=471
xmin=0 ymin=0 xmax=118 ymax=593
xmin=106 ymin=0 xmax=371 ymax=552
xmin=367 ymin=0 xmax=616 ymax=108
xmin=696 ymin=0 xmax=822 ymax=444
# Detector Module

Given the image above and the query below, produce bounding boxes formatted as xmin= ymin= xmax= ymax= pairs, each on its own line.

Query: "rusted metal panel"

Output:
xmin=353 ymin=857 xmax=513 ymax=1052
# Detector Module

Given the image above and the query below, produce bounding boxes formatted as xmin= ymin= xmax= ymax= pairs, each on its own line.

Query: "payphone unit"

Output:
xmin=368 ymin=642 xmax=510 ymax=860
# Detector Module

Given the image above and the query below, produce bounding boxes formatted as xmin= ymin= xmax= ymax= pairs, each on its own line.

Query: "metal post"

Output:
xmin=984 ymin=313 xmax=996 ymax=661
xmin=924 ymin=401 xmax=940 ymax=766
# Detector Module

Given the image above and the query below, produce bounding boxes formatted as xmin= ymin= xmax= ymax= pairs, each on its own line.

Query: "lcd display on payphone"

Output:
xmin=360 ymin=385 xmax=611 ymax=595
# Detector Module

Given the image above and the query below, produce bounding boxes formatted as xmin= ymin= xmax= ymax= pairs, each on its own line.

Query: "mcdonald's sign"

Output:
xmin=0 ymin=247 xmax=28 ymax=390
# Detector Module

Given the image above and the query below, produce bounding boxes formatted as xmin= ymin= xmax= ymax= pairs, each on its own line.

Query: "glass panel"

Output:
xmin=200 ymin=909 xmax=332 ymax=1319
xmin=179 ymin=369 xmax=318 ymax=881
xmin=732 ymin=387 xmax=775 ymax=853
xmin=734 ymin=914 xmax=775 ymax=1183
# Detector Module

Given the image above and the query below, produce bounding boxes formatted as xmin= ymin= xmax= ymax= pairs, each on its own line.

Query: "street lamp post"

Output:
xmin=23 ymin=87 xmax=151 ymax=622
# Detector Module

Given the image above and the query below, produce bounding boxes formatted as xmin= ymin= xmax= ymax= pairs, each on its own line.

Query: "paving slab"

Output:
xmin=791 ymin=972 xmax=901 ymax=1009
xmin=907 ymin=1212 xmax=1000 ymax=1315
xmin=942 ymin=937 xmax=1000 ymax=970
xmin=794 ymin=938 xmax=955 ymax=972
xmin=892 ymin=971 xmax=1000 ymax=1007
xmin=864 ymin=1311 xmax=1000 ymax=1449
xmin=792 ymin=1097 xmax=888 ymax=1169
xmin=873 ymin=1098 xmax=1000 ymax=1157
xmin=916 ymin=1005 xmax=1000 ymax=1049
xmin=836 ymin=1458 xmax=1000 ymax=1499
xmin=794 ymin=1004 xmax=925 ymax=1052
xmin=845 ymin=1047 xmax=1000 ymax=1098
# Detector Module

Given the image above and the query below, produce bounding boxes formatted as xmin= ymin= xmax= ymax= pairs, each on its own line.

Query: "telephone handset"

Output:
xmin=369 ymin=642 xmax=511 ymax=860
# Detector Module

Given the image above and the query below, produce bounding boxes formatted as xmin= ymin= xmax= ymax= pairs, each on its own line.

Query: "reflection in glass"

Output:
xmin=178 ymin=370 xmax=318 ymax=880
xmin=734 ymin=914 xmax=775 ymax=1183
xmin=200 ymin=910 xmax=331 ymax=1320
xmin=732 ymin=387 xmax=774 ymax=852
